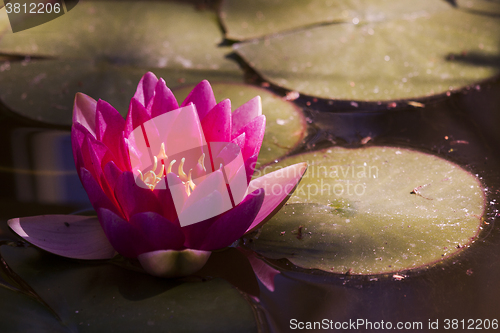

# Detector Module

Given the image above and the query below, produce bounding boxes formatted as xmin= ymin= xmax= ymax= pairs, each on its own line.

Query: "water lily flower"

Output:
xmin=8 ymin=72 xmax=307 ymax=277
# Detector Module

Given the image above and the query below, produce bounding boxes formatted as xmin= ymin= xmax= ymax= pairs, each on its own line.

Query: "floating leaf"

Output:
xmin=220 ymin=0 xmax=448 ymax=40
xmin=246 ymin=146 xmax=485 ymax=274
xmin=0 ymin=245 xmax=258 ymax=333
xmin=0 ymin=1 xmax=243 ymax=125
xmin=173 ymin=83 xmax=307 ymax=166
xmin=234 ymin=3 xmax=500 ymax=100
xmin=0 ymin=1 xmax=237 ymax=70
xmin=0 ymin=59 xmax=242 ymax=125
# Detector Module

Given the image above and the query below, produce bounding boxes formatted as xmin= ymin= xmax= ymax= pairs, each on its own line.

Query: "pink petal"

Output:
xmin=178 ymin=190 xmax=224 ymax=230
xmin=134 ymin=72 xmax=158 ymax=108
xmin=79 ymin=136 xmax=117 ymax=203
xmin=197 ymin=189 xmax=265 ymax=251
xmin=81 ymin=135 xmax=112 ymax=181
xmin=182 ymin=170 xmax=228 ymax=212
xmin=244 ymin=153 xmax=259 ymax=183
xmin=245 ymin=162 xmax=307 ymax=233
xmin=151 ymin=78 xmax=179 ymax=118
xmin=166 ymin=173 xmax=188 ymax=214
xmin=71 ymin=122 xmax=92 ymax=171
xmin=103 ymin=161 xmax=122 ymax=193
xmin=124 ymin=97 xmax=152 ymax=138
xmin=130 ymin=212 xmax=185 ymax=251
xmin=232 ymin=115 xmax=266 ymax=162
xmin=8 ymin=215 xmax=116 ymax=260
xmin=181 ymin=80 xmax=216 ymax=121
xmin=232 ymin=96 xmax=262 ymax=135
xmin=164 ymin=103 xmax=205 ymax=160
xmin=97 ymin=208 xmax=152 ymax=258
xmin=201 ymin=99 xmax=231 ymax=143
xmin=245 ymin=252 xmax=279 ymax=292
xmin=95 ymin=99 xmax=128 ymax=170
xmin=79 ymin=167 xmax=123 ymax=217
xmin=231 ymin=132 xmax=246 ymax=154
xmin=114 ymin=171 xmax=163 ymax=219
xmin=152 ymin=178 xmax=179 ymax=224
xmin=73 ymin=92 xmax=97 ymax=137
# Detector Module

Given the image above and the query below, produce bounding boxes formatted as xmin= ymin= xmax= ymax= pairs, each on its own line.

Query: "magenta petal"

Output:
xmin=95 ymin=99 xmax=125 ymax=142
xmin=79 ymin=167 xmax=122 ymax=217
xmin=232 ymin=96 xmax=262 ymax=135
xmin=181 ymin=80 xmax=216 ymax=121
xmin=73 ymin=93 xmax=97 ymax=137
xmin=130 ymin=212 xmax=185 ymax=251
xmin=124 ymin=97 xmax=152 ymax=138
xmin=71 ymin=122 xmax=91 ymax=170
xmin=246 ymin=255 xmax=279 ymax=292
xmin=134 ymin=72 xmax=158 ymax=108
xmin=183 ymin=170 xmax=227 ymax=211
xmin=8 ymin=215 xmax=116 ymax=260
xmin=151 ymin=78 xmax=179 ymax=118
xmin=80 ymin=135 xmax=114 ymax=193
xmin=201 ymin=99 xmax=231 ymax=143
xmin=197 ymin=189 xmax=265 ymax=251
xmin=103 ymin=161 xmax=122 ymax=192
xmin=97 ymin=208 xmax=152 ymax=258
xmin=231 ymin=132 xmax=246 ymax=154
xmin=114 ymin=171 xmax=163 ymax=219
xmin=166 ymin=173 xmax=188 ymax=213
xmin=95 ymin=99 xmax=127 ymax=169
xmin=244 ymin=153 xmax=259 ymax=183
xmin=245 ymin=162 xmax=307 ymax=233
xmin=233 ymin=115 xmax=266 ymax=161
xmin=152 ymin=179 xmax=179 ymax=224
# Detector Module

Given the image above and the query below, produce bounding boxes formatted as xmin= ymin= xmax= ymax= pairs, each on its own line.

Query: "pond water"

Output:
xmin=0 ymin=0 xmax=499 ymax=331
xmin=0 ymin=76 xmax=499 ymax=332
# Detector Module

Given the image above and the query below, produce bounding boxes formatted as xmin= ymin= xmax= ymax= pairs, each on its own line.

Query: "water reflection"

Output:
xmin=10 ymin=128 xmax=89 ymax=206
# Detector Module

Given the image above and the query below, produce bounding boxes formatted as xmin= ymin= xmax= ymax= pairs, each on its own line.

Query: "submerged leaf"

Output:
xmin=245 ymin=146 xmax=485 ymax=274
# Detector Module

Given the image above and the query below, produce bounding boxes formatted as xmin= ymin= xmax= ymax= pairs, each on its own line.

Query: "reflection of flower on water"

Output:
xmin=8 ymin=72 xmax=307 ymax=278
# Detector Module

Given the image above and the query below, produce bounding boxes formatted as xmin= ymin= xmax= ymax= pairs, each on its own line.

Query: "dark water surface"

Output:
xmin=0 ymin=77 xmax=499 ymax=332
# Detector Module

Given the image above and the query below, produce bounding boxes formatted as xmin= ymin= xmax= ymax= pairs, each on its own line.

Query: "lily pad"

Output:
xmin=0 ymin=1 xmax=237 ymax=70
xmin=0 ymin=245 xmax=258 ymax=333
xmin=233 ymin=3 xmax=500 ymax=101
xmin=0 ymin=1 xmax=243 ymax=125
xmin=173 ymin=83 xmax=307 ymax=166
xmin=245 ymin=146 xmax=485 ymax=275
xmin=220 ymin=0 xmax=448 ymax=40
xmin=0 ymin=59 xmax=243 ymax=125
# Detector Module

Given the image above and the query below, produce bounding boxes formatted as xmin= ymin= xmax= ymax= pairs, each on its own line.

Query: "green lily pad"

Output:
xmin=173 ymin=83 xmax=307 ymax=166
xmin=0 ymin=59 xmax=243 ymax=125
xmin=0 ymin=1 xmax=237 ymax=71
xmin=0 ymin=245 xmax=258 ymax=333
xmin=220 ymin=0 xmax=448 ymax=40
xmin=0 ymin=1 xmax=244 ymax=125
xmin=233 ymin=3 xmax=500 ymax=101
xmin=245 ymin=146 xmax=485 ymax=275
